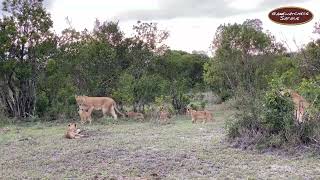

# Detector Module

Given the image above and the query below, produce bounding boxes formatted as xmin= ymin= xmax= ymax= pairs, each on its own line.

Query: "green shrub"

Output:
xmin=262 ymin=89 xmax=295 ymax=134
xmin=188 ymin=100 xmax=207 ymax=111
xmin=227 ymin=85 xmax=320 ymax=149
xmin=36 ymin=91 xmax=49 ymax=117
xmin=298 ymin=76 xmax=320 ymax=110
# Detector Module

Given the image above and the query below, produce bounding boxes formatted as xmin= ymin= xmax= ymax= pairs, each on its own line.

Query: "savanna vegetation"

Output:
xmin=204 ymin=19 xmax=320 ymax=149
xmin=0 ymin=0 xmax=320 ymax=178
xmin=0 ymin=0 xmax=209 ymax=121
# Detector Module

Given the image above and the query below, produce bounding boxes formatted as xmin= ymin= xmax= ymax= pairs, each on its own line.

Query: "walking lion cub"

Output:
xmin=125 ymin=111 xmax=145 ymax=121
xmin=186 ymin=108 xmax=213 ymax=124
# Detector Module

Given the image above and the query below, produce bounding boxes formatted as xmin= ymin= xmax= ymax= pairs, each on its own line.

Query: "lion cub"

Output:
xmin=125 ymin=111 xmax=145 ymax=121
xmin=78 ymin=105 xmax=94 ymax=124
xmin=280 ymin=89 xmax=310 ymax=123
xmin=159 ymin=110 xmax=171 ymax=123
xmin=186 ymin=108 xmax=213 ymax=124
xmin=65 ymin=123 xmax=83 ymax=139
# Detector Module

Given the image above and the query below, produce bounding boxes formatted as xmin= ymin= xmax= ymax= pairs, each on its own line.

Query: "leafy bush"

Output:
xmin=155 ymin=95 xmax=175 ymax=114
xmin=36 ymin=91 xmax=49 ymax=117
xmin=188 ymin=100 xmax=207 ymax=110
xmin=298 ymin=76 xmax=320 ymax=110
xmin=262 ymin=89 xmax=294 ymax=134
xmin=228 ymin=84 xmax=320 ymax=149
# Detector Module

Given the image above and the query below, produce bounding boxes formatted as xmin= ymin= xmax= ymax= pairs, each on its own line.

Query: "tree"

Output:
xmin=0 ymin=0 xmax=54 ymax=118
xmin=204 ymin=19 xmax=285 ymax=99
xmin=153 ymin=50 xmax=208 ymax=113
xmin=133 ymin=21 xmax=169 ymax=55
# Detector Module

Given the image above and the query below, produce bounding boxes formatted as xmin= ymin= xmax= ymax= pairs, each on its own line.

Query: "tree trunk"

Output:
xmin=133 ymin=101 xmax=138 ymax=112
xmin=0 ymin=73 xmax=36 ymax=118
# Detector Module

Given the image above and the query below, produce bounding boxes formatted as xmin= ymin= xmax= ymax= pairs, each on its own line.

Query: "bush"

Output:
xmin=262 ymin=89 xmax=295 ymax=134
xmin=227 ymin=86 xmax=320 ymax=149
xmin=188 ymin=100 xmax=207 ymax=111
xmin=36 ymin=91 xmax=49 ymax=117
xmin=155 ymin=95 xmax=175 ymax=114
xmin=298 ymin=76 xmax=320 ymax=110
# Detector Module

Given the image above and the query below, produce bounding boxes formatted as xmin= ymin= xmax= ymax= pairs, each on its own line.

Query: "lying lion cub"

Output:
xmin=125 ymin=111 xmax=145 ymax=121
xmin=186 ymin=108 xmax=213 ymax=124
xmin=65 ymin=123 xmax=84 ymax=139
xmin=78 ymin=105 xmax=94 ymax=124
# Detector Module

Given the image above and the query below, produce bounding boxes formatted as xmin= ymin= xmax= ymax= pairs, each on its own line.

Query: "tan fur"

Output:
xmin=159 ymin=110 xmax=171 ymax=123
xmin=78 ymin=105 xmax=94 ymax=124
xmin=126 ymin=111 xmax=145 ymax=121
xmin=186 ymin=108 xmax=213 ymax=124
xmin=281 ymin=89 xmax=310 ymax=123
xmin=65 ymin=123 xmax=83 ymax=139
xmin=75 ymin=95 xmax=124 ymax=120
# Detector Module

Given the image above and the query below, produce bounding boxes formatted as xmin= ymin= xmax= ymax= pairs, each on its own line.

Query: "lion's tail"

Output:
xmin=113 ymin=102 xmax=125 ymax=117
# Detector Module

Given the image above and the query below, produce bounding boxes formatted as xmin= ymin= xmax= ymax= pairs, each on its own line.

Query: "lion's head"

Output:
xmin=75 ymin=95 xmax=87 ymax=106
xmin=279 ymin=88 xmax=293 ymax=97
xmin=67 ymin=122 xmax=78 ymax=132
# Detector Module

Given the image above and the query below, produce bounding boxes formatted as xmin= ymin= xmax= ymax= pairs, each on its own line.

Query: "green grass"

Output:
xmin=0 ymin=104 xmax=320 ymax=179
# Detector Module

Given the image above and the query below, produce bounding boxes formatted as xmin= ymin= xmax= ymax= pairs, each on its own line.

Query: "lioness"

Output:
xmin=75 ymin=95 xmax=124 ymax=120
xmin=78 ymin=105 xmax=94 ymax=124
xmin=65 ymin=123 xmax=84 ymax=139
xmin=125 ymin=111 xmax=145 ymax=121
xmin=186 ymin=108 xmax=213 ymax=124
xmin=280 ymin=89 xmax=310 ymax=123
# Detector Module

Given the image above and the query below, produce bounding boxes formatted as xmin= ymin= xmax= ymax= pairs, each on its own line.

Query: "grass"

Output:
xmin=0 ymin=104 xmax=320 ymax=179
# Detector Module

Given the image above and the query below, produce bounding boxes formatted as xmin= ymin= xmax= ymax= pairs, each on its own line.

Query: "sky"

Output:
xmin=2 ymin=0 xmax=320 ymax=54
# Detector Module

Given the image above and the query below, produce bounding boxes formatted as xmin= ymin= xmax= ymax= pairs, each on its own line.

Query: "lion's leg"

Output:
xmin=296 ymin=109 xmax=300 ymax=122
xmin=294 ymin=109 xmax=299 ymax=122
xmin=80 ymin=116 xmax=85 ymax=124
xmin=298 ymin=111 xmax=303 ymax=123
xmin=102 ymin=107 xmax=109 ymax=118
xmin=111 ymin=109 xmax=118 ymax=120
xmin=74 ymin=134 xmax=83 ymax=138
xmin=89 ymin=117 xmax=92 ymax=124
xmin=108 ymin=106 xmax=118 ymax=120
xmin=88 ymin=114 xmax=92 ymax=124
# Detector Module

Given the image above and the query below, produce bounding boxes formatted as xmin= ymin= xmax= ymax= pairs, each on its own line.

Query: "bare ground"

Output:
xmin=0 ymin=104 xmax=320 ymax=179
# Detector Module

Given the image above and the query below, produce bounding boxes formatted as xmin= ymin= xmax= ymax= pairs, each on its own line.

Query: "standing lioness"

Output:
xmin=75 ymin=95 xmax=124 ymax=120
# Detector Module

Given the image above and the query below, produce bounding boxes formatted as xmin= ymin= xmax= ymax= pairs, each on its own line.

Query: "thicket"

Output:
xmin=0 ymin=0 xmax=209 ymax=121
xmin=204 ymin=19 xmax=320 ymax=148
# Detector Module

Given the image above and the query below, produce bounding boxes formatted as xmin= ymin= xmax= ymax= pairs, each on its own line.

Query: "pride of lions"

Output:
xmin=66 ymin=90 xmax=311 ymax=139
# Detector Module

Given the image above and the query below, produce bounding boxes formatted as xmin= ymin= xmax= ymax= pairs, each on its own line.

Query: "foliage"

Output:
xmin=300 ymin=39 xmax=320 ymax=78
xmin=0 ymin=0 xmax=54 ymax=118
xmin=0 ymin=0 xmax=318 ymax=153
xmin=204 ymin=19 xmax=285 ymax=100
xmin=298 ymin=76 xmax=320 ymax=110
xmin=224 ymin=19 xmax=320 ymax=149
